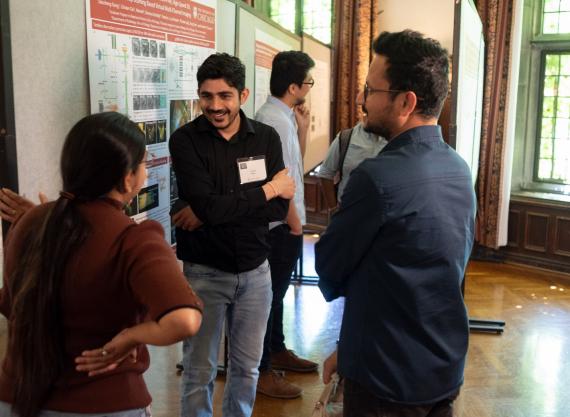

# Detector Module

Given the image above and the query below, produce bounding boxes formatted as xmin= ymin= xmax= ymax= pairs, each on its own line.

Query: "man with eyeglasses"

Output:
xmin=254 ymin=50 xmax=318 ymax=400
xmin=316 ymin=30 xmax=476 ymax=417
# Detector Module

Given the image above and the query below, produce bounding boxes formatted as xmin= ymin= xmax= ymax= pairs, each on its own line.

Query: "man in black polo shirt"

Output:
xmin=169 ymin=53 xmax=294 ymax=417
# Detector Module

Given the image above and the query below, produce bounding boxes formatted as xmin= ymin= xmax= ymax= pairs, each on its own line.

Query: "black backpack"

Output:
xmin=335 ymin=127 xmax=353 ymax=189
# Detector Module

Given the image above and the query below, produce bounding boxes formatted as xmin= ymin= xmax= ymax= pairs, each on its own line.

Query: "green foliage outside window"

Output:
xmin=263 ymin=0 xmax=332 ymax=45
xmin=302 ymin=0 xmax=332 ymax=45
xmin=537 ymin=52 xmax=570 ymax=183
xmin=269 ymin=0 xmax=296 ymax=34
xmin=542 ymin=0 xmax=570 ymax=34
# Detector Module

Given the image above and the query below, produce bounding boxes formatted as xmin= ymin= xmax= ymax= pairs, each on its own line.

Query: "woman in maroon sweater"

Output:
xmin=0 ymin=112 xmax=203 ymax=417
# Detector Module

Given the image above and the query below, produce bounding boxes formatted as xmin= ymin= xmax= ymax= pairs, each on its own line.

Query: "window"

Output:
xmin=515 ymin=0 xmax=570 ymax=193
xmin=254 ymin=0 xmax=333 ymax=45
xmin=269 ymin=0 xmax=297 ymax=34
xmin=302 ymin=0 xmax=333 ymax=45
xmin=535 ymin=1 xmax=570 ymax=185
xmin=542 ymin=0 xmax=570 ymax=33
xmin=537 ymin=51 xmax=570 ymax=183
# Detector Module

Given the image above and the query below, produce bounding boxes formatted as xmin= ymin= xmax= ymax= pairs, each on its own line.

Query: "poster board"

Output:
xmin=302 ymin=34 xmax=332 ymax=173
xmin=254 ymin=29 xmax=291 ymax=114
xmin=449 ymin=0 xmax=485 ymax=183
xmin=216 ymin=0 xmax=236 ymax=55
xmin=237 ymin=7 xmax=300 ymax=118
xmin=86 ymin=0 xmax=216 ymax=244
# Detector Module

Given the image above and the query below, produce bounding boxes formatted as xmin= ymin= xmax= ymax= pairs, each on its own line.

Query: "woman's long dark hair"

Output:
xmin=8 ymin=112 xmax=145 ymax=417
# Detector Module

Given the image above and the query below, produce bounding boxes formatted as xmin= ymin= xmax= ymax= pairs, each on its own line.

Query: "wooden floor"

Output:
xmin=2 ymin=242 xmax=570 ymax=416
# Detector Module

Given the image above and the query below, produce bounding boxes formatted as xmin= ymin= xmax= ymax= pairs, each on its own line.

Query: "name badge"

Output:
xmin=237 ymin=156 xmax=267 ymax=184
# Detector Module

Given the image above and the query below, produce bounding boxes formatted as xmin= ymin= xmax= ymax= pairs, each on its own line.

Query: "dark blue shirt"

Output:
xmin=316 ymin=125 xmax=476 ymax=404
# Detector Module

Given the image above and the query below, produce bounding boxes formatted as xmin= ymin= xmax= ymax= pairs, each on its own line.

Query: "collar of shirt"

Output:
xmin=382 ymin=125 xmax=443 ymax=153
xmin=266 ymin=96 xmax=295 ymax=121
xmin=195 ymin=109 xmax=256 ymax=143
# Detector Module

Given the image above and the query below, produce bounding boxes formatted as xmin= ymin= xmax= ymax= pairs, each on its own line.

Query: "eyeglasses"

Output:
xmin=302 ymin=79 xmax=315 ymax=88
xmin=363 ymin=82 xmax=407 ymax=101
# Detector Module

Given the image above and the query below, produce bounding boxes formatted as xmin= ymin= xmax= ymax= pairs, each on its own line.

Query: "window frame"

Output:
xmin=533 ymin=48 xmax=570 ymax=186
xmin=515 ymin=0 xmax=570 ymax=195
xmin=253 ymin=0 xmax=333 ymax=46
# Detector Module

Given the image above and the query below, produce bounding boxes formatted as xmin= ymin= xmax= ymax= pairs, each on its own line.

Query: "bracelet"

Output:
xmin=267 ymin=181 xmax=279 ymax=198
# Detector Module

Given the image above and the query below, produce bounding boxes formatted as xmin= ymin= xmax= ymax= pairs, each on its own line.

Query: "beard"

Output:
xmin=363 ymin=122 xmax=391 ymax=139
xmin=361 ymin=104 xmax=392 ymax=139
xmin=205 ymin=109 xmax=239 ymax=130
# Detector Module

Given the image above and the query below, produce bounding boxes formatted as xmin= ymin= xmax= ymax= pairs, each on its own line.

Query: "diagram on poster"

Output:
xmin=254 ymin=29 xmax=290 ymax=113
xmin=168 ymin=44 xmax=212 ymax=100
xmin=86 ymin=0 xmax=216 ymax=244
xmin=88 ymin=31 xmax=132 ymax=114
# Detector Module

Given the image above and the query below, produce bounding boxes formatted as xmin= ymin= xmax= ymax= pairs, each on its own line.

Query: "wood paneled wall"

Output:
xmin=499 ymin=197 xmax=570 ymax=273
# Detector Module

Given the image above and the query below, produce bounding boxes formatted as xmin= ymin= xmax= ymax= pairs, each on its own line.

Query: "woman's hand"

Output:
xmin=75 ymin=329 xmax=138 ymax=377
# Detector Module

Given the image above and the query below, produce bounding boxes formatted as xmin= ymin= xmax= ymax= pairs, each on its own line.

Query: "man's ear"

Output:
xmin=399 ymin=91 xmax=418 ymax=118
xmin=287 ymin=82 xmax=299 ymax=96
xmin=240 ymin=88 xmax=250 ymax=104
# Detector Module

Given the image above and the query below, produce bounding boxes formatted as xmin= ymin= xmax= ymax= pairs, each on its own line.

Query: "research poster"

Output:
xmin=305 ymin=58 xmax=331 ymax=143
xmin=86 ymin=0 xmax=216 ymax=243
xmin=254 ymin=29 xmax=290 ymax=113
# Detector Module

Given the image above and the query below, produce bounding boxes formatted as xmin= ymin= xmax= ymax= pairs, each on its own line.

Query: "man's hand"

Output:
xmin=172 ymin=205 xmax=203 ymax=231
xmin=75 ymin=329 xmax=138 ymax=377
xmin=322 ymin=349 xmax=338 ymax=384
xmin=271 ymin=168 xmax=296 ymax=200
xmin=294 ymin=104 xmax=310 ymax=135
xmin=0 ymin=188 xmax=48 ymax=224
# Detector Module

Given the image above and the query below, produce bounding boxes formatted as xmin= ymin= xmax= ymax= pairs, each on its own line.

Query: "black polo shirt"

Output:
xmin=169 ymin=110 xmax=289 ymax=273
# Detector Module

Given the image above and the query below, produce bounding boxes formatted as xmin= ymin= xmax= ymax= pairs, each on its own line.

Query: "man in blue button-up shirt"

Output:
xmin=316 ymin=30 xmax=476 ymax=417
xmin=255 ymin=51 xmax=318 ymax=400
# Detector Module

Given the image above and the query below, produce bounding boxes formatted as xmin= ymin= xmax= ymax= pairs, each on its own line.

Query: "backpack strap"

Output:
xmin=337 ymin=128 xmax=353 ymax=185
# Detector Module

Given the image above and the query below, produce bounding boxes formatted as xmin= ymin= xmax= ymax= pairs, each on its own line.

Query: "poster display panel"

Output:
xmin=301 ymin=34 xmax=332 ymax=173
xmin=254 ymin=29 xmax=290 ymax=113
xmin=305 ymin=58 xmax=330 ymax=144
xmin=86 ymin=0 xmax=216 ymax=243
xmin=451 ymin=0 xmax=484 ymax=183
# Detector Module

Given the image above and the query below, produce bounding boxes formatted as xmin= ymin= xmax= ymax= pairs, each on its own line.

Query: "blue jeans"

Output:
xmin=0 ymin=402 xmax=150 ymax=417
xmin=180 ymin=261 xmax=272 ymax=417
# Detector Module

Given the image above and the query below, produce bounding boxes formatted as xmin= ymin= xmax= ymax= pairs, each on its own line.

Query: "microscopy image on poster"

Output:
xmin=129 ymin=147 xmax=172 ymax=236
xmin=170 ymin=99 xmax=202 ymax=135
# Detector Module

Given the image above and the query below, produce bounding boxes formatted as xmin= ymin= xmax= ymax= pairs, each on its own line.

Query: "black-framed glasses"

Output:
xmin=302 ymin=79 xmax=315 ymax=88
xmin=363 ymin=82 xmax=407 ymax=101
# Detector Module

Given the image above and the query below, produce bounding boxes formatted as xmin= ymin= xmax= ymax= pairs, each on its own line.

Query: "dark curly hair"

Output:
xmin=372 ymin=30 xmax=449 ymax=118
xmin=270 ymin=50 xmax=315 ymax=97
xmin=197 ymin=53 xmax=246 ymax=92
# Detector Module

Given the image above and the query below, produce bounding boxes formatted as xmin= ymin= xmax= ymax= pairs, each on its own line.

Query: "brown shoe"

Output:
xmin=270 ymin=349 xmax=318 ymax=373
xmin=257 ymin=370 xmax=303 ymax=399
